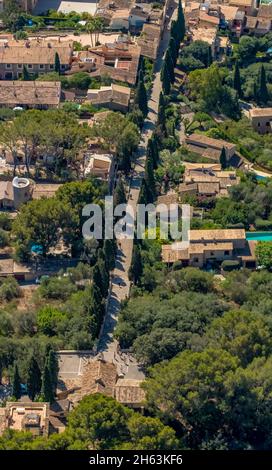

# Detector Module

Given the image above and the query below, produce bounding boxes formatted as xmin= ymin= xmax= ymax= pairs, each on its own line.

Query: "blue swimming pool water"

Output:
xmin=246 ymin=232 xmax=272 ymax=241
xmin=256 ymin=175 xmax=269 ymax=181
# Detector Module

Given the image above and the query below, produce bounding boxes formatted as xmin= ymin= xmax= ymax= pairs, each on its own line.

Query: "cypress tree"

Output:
xmin=233 ymin=61 xmax=242 ymax=98
xmin=128 ymin=244 xmax=143 ymax=285
xmin=147 ymin=137 xmax=159 ymax=170
xmin=207 ymin=46 xmax=212 ymax=67
xmin=41 ymin=364 xmax=54 ymax=403
xmin=161 ymin=62 xmax=171 ymax=95
xmin=157 ymin=92 xmax=167 ymax=137
xmin=103 ymin=239 xmax=115 ymax=271
xmin=27 ymin=356 xmax=42 ymax=401
xmin=177 ymin=0 xmax=185 ymax=43
xmin=138 ymin=178 xmax=149 ymax=205
xmin=92 ymin=283 xmax=105 ymax=331
xmin=165 ymin=48 xmax=175 ymax=84
xmin=22 ymin=65 xmax=30 ymax=81
xmin=46 ymin=350 xmax=58 ymax=394
xmin=220 ymin=147 xmax=227 ymax=170
xmin=170 ymin=20 xmax=179 ymax=53
xmin=54 ymin=52 xmax=61 ymax=74
xmin=97 ymin=250 xmax=109 ymax=297
xmin=134 ymin=70 xmax=148 ymax=117
xmin=93 ymin=263 xmax=103 ymax=295
xmin=151 ymin=135 xmax=159 ymax=167
xmin=258 ymin=65 xmax=269 ymax=104
xmin=147 ymin=138 xmax=155 ymax=170
xmin=113 ymin=178 xmax=126 ymax=208
xmin=12 ymin=364 xmax=21 ymax=400
xmin=144 ymin=149 xmax=156 ymax=202
xmin=169 ymin=37 xmax=178 ymax=66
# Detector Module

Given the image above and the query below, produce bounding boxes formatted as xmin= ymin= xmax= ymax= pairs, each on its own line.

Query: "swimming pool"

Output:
xmin=256 ymin=174 xmax=269 ymax=181
xmin=246 ymin=232 xmax=272 ymax=241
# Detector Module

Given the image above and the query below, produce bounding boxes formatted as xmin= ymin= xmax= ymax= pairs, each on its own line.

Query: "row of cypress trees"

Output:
xmin=161 ymin=0 xmax=185 ymax=95
xmin=233 ymin=61 xmax=269 ymax=105
xmin=129 ymin=5 xmax=187 ymax=285
xmin=12 ymin=346 xmax=58 ymax=403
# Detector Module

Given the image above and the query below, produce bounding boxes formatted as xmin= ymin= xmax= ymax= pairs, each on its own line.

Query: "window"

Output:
xmin=224 ymin=250 xmax=230 ymax=255
xmin=258 ymin=122 xmax=261 ymax=127
xmin=61 ymin=64 xmax=65 ymax=70
xmin=5 ymin=64 xmax=11 ymax=69
xmin=39 ymin=64 xmax=44 ymax=69
xmin=50 ymin=64 xmax=54 ymax=70
xmin=193 ymin=257 xmax=199 ymax=263
xmin=266 ymin=121 xmax=270 ymax=126
xmin=210 ymin=251 xmax=214 ymax=256
xmin=28 ymin=64 xmax=33 ymax=69
xmin=17 ymin=64 xmax=22 ymax=69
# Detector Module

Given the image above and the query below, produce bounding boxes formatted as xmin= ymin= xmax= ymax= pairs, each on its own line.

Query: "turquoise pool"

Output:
xmin=246 ymin=232 xmax=272 ymax=241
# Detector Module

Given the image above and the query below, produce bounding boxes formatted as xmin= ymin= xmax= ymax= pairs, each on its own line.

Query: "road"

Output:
xmin=96 ymin=1 xmax=178 ymax=378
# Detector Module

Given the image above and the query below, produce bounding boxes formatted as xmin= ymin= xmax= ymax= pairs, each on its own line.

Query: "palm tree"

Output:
xmin=86 ymin=20 xmax=96 ymax=47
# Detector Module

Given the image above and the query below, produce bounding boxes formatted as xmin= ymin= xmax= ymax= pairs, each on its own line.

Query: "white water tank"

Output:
xmin=12 ymin=177 xmax=31 ymax=209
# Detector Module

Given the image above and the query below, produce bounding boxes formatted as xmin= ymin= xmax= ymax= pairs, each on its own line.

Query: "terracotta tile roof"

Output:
xmin=220 ymin=5 xmax=239 ymax=21
xmin=80 ymin=360 xmax=117 ymax=398
xmin=137 ymin=23 xmax=161 ymax=60
xmin=258 ymin=4 xmax=272 ymax=18
xmin=87 ymin=83 xmax=131 ymax=107
xmin=183 ymin=162 xmax=221 ymax=171
xmin=114 ymin=379 xmax=145 ymax=405
xmin=199 ymin=11 xmax=220 ymax=25
xmin=190 ymin=228 xmax=245 ymax=241
xmin=245 ymin=15 xmax=258 ymax=28
xmin=256 ymin=18 xmax=271 ymax=29
xmin=32 ymin=183 xmax=62 ymax=199
xmin=0 ymin=81 xmax=61 ymax=107
xmin=0 ymin=39 xmax=73 ymax=65
xmin=249 ymin=107 xmax=272 ymax=118
xmin=197 ymin=182 xmax=220 ymax=194
xmin=0 ymin=180 xmax=13 ymax=200
xmin=230 ymin=0 xmax=253 ymax=6
xmin=185 ymin=133 xmax=236 ymax=150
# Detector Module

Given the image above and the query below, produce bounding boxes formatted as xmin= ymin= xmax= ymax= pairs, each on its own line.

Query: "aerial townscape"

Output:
xmin=1 ymin=0 xmax=272 ymax=455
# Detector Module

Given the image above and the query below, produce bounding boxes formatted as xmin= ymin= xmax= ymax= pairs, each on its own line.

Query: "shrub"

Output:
xmin=221 ymin=260 xmax=241 ymax=272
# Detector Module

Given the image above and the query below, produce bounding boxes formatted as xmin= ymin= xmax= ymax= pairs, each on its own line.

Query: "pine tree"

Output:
xmin=233 ymin=61 xmax=242 ymax=98
xmin=129 ymin=244 xmax=143 ymax=285
xmin=161 ymin=62 xmax=171 ymax=95
xmin=46 ymin=350 xmax=58 ymax=394
xmin=22 ymin=65 xmax=30 ymax=81
xmin=12 ymin=364 xmax=21 ymax=400
xmin=165 ymin=48 xmax=175 ymax=84
xmin=27 ymin=356 xmax=42 ymax=401
xmin=41 ymin=364 xmax=54 ymax=403
xmin=220 ymin=147 xmax=227 ymax=170
xmin=134 ymin=69 xmax=148 ymax=117
xmin=177 ymin=0 xmax=185 ymax=43
xmin=144 ymin=149 xmax=156 ymax=202
xmin=103 ymin=239 xmax=115 ymax=271
xmin=258 ymin=65 xmax=269 ymax=104
xmin=54 ymin=52 xmax=61 ymax=74
xmin=113 ymin=178 xmax=126 ymax=208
